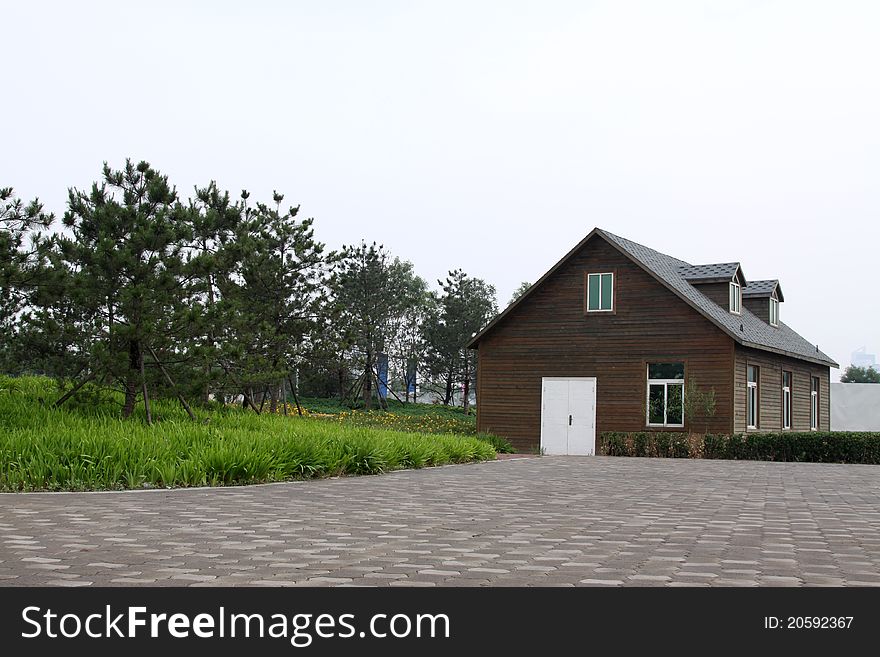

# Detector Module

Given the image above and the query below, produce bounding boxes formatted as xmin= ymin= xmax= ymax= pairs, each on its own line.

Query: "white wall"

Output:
xmin=831 ymin=383 xmax=880 ymax=431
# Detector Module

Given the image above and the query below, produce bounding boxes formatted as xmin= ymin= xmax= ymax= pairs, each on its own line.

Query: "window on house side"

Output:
xmin=782 ymin=371 xmax=791 ymax=430
xmin=769 ymin=297 xmax=779 ymax=327
xmin=810 ymin=376 xmax=819 ymax=430
xmin=729 ymin=280 xmax=741 ymax=314
xmin=587 ymin=272 xmax=614 ymax=312
xmin=747 ymin=365 xmax=759 ymax=429
xmin=646 ymin=362 xmax=684 ymax=427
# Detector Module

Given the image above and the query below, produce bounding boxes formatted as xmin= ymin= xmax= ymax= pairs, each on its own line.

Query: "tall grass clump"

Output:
xmin=0 ymin=376 xmax=496 ymax=492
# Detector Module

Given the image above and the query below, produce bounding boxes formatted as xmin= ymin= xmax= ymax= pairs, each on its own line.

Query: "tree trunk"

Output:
xmin=444 ymin=367 xmax=454 ymax=406
xmin=122 ymin=339 xmax=140 ymax=418
xmin=202 ymin=364 xmax=212 ymax=405
xmin=53 ymin=369 xmax=96 ymax=408
xmin=374 ymin=367 xmax=388 ymax=411
xmin=147 ymin=345 xmax=196 ymax=421
xmin=243 ymin=386 xmax=261 ymax=414
xmin=363 ymin=350 xmax=373 ymax=410
xmin=288 ymin=375 xmax=304 ymax=417
xmin=462 ymin=351 xmax=470 ymax=414
xmin=202 ymin=266 xmax=216 ymax=405
xmin=281 ymin=378 xmax=288 ymax=416
xmin=270 ymin=383 xmax=279 ymax=413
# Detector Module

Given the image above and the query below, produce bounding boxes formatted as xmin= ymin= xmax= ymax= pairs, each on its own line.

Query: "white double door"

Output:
xmin=540 ymin=377 xmax=597 ymax=456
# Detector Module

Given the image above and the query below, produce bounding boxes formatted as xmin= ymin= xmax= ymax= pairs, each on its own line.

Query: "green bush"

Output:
xmin=475 ymin=432 xmax=515 ymax=454
xmin=632 ymin=432 xmax=649 ymax=457
xmin=702 ymin=432 xmax=880 ymax=464
xmin=598 ymin=431 xmax=691 ymax=458
xmin=603 ymin=430 xmax=880 ymax=465
xmin=599 ymin=432 xmax=630 ymax=456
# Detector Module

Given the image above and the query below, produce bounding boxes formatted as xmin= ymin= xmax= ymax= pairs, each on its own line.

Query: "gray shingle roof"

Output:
xmin=597 ymin=229 xmax=836 ymax=367
xmin=743 ymin=279 xmax=782 ymax=300
xmin=678 ymin=262 xmax=742 ymax=282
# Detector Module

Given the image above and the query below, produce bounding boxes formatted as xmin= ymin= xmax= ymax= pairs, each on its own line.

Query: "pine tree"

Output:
xmin=422 ymin=269 xmax=497 ymax=409
xmin=508 ymin=281 xmax=531 ymax=305
xmin=0 ymin=188 xmax=53 ymax=370
xmin=35 ymin=160 xmax=189 ymax=420
xmin=179 ymin=182 xmax=247 ymax=403
xmin=330 ymin=242 xmax=425 ymax=409
xmin=215 ymin=191 xmax=332 ymax=413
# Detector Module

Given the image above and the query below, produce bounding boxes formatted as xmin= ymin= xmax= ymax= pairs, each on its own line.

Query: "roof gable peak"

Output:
xmin=743 ymin=279 xmax=784 ymax=302
xmin=468 ymin=227 xmax=835 ymax=367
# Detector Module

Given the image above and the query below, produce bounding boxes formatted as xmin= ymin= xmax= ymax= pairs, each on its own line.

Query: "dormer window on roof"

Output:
xmin=729 ymin=279 xmax=741 ymax=314
xmin=769 ymin=297 xmax=779 ymax=327
xmin=678 ymin=262 xmax=746 ymax=316
xmin=743 ymin=280 xmax=783 ymax=328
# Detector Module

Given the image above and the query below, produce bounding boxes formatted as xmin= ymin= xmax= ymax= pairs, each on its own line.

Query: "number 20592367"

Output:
xmin=764 ymin=617 xmax=853 ymax=630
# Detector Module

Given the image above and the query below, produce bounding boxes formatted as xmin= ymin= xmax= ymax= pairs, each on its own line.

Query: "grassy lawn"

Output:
xmin=298 ymin=395 xmax=476 ymax=435
xmin=0 ymin=377 xmax=497 ymax=492
xmin=294 ymin=397 xmax=514 ymax=453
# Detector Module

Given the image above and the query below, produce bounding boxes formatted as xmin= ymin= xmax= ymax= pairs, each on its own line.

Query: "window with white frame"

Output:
xmin=587 ymin=272 xmax=614 ymax=312
xmin=646 ymin=362 xmax=684 ymax=427
xmin=782 ymin=371 xmax=792 ymax=430
xmin=769 ymin=297 xmax=779 ymax=327
xmin=747 ymin=365 xmax=759 ymax=429
xmin=729 ymin=280 xmax=741 ymax=314
xmin=810 ymin=376 xmax=819 ymax=430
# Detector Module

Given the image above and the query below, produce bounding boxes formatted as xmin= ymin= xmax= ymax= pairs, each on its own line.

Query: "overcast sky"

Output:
xmin=3 ymin=1 xmax=879 ymax=376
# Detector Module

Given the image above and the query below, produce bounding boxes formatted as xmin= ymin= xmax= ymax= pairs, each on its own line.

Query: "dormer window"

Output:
xmin=729 ymin=280 xmax=741 ymax=314
xmin=769 ymin=297 xmax=779 ymax=327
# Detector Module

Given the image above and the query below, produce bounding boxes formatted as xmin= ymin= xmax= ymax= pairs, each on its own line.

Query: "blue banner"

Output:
xmin=406 ymin=358 xmax=417 ymax=394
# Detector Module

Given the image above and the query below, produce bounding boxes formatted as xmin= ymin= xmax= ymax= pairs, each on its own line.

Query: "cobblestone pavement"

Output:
xmin=2 ymin=457 xmax=880 ymax=587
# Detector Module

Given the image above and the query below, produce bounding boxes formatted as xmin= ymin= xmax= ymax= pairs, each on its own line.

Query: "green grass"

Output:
xmin=298 ymin=395 xmax=475 ymax=418
xmin=0 ymin=376 xmax=497 ymax=492
xmin=292 ymin=396 xmax=514 ymax=453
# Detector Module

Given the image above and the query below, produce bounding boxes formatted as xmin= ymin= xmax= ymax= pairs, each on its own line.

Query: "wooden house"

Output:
xmin=467 ymin=229 xmax=837 ymax=453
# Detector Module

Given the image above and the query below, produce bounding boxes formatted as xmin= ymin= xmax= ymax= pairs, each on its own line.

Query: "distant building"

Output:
xmin=851 ymin=347 xmax=877 ymax=369
xmin=832 ymin=383 xmax=880 ymax=431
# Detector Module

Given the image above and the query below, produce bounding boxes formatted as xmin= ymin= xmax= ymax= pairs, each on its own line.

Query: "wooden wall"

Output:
xmin=475 ymin=235 xmax=735 ymax=451
xmin=743 ymin=298 xmax=771 ymax=324
xmin=690 ymin=281 xmax=730 ymax=312
xmin=733 ymin=345 xmax=831 ymax=433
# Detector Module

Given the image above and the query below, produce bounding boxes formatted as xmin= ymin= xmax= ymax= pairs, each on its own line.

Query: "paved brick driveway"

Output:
xmin=2 ymin=457 xmax=880 ymax=587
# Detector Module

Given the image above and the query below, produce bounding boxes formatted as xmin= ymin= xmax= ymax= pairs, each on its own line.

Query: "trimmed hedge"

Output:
xmin=598 ymin=431 xmax=880 ymax=465
xmin=703 ymin=432 xmax=880 ymax=464
xmin=599 ymin=432 xmax=698 ymax=459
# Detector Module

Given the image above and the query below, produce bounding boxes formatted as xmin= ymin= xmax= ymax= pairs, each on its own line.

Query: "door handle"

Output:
xmin=569 ymin=415 xmax=572 ymax=426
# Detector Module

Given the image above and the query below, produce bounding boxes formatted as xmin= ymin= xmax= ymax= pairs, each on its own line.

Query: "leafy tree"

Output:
xmin=683 ymin=377 xmax=717 ymax=434
xmin=330 ymin=242 xmax=425 ymax=409
xmin=840 ymin=365 xmax=880 ymax=383
xmin=385 ymin=276 xmax=431 ymax=402
xmin=509 ymin=281 xmax=531 ymax=305
xmin=422 ymin=269 xmax=497 ymax=411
